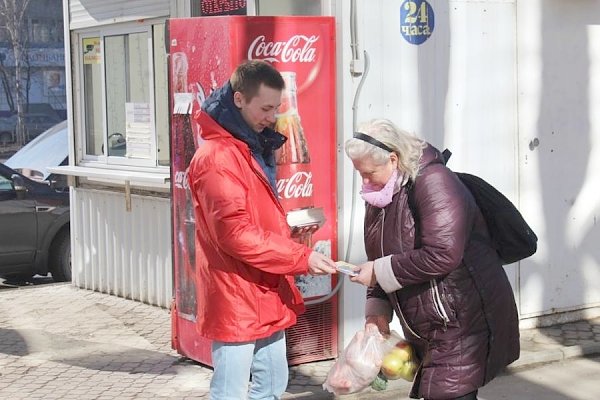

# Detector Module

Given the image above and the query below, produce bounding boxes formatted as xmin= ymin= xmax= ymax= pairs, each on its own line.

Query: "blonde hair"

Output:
xmin=345 ymin=119 xmax=426 ymax=181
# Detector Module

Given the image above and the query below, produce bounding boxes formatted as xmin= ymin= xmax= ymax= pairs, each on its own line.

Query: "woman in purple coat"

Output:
xmin=345 ymin=119 xmax=520 ymax=400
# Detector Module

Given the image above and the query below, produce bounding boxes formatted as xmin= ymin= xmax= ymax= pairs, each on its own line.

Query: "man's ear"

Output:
xmin=233 ymin=91 xmax=244 ymax=108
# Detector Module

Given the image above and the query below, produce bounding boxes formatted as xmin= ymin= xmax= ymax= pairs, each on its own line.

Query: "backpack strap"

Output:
xmin=442 ymin=148 xmax=452 ymax=163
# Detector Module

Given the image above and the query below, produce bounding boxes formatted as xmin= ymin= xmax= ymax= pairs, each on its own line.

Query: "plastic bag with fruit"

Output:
xmin=323 ymin=324 xmax=396 ymax=395
xmin=379 ymin=335 xmax=419 ymax=382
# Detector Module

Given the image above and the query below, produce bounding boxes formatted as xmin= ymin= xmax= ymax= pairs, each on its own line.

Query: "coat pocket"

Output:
xmin=256 ymin=287 xmax=285 ymax=326
xmin=429 ymin=279 xmax=457 ymax=329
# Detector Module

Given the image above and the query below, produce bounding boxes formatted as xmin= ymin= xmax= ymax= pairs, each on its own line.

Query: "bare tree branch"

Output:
xmin=0 ymin=0 xmax=32 ymax=145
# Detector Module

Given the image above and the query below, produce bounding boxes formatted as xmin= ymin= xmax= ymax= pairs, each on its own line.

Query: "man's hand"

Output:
xmin=290 ymin=225 xmax=318 ymax=245
xmin=307 ymin=251 xmax=337 ymax=275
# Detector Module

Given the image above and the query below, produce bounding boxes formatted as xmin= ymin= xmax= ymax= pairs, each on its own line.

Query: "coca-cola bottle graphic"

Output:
xmin=275 ymin=71 xmax=325 ymax=248
xmin=172 ymin=52 xmax=188 ymax=93
xmin=171 ymin=51 xmax=197 ymax=318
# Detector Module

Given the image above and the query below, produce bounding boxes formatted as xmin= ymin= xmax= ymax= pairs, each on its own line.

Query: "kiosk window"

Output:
xmin=79 ymin=23 xmax=168 ymax=167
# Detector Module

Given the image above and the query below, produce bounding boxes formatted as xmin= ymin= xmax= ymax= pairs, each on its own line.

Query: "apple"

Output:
xmin=390 ymin=342 xmax=413 ymax=362
xmin=381 ymin=351 xmax=404 ymax=380
xmin=381 ymin=342 xmax=417 ymax=381
xmin=399 ymin=360 xmax=418 ymax=381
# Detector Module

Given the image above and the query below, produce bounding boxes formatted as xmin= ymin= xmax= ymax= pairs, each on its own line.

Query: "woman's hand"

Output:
xmin=366 ymin=315 xmax=390 ymax=336
xmin=350 ymin=261 xmax=376 ymax=287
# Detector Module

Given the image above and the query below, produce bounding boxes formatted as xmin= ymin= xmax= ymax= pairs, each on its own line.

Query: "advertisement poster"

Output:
xmin=43 ymin=70 xmax=65 ymax=96
xmin=82 ymin=37 xmax=101 ymax=64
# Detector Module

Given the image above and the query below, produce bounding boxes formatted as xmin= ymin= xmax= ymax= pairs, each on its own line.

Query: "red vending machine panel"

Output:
xmin=168 ymin=16 xmax=337 ymax=366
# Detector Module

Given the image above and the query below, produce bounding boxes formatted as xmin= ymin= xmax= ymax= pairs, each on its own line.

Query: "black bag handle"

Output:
xmin=442 ymin=148 xmax=452 ymax=164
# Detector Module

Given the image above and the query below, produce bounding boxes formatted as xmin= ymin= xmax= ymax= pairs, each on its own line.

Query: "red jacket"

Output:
xmin=188 ymin=111 xmax=310 ymax=342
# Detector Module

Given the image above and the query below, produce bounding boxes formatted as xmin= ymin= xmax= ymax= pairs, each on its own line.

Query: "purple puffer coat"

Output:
xmin=364 ymin=144 xmax=519 ymax=400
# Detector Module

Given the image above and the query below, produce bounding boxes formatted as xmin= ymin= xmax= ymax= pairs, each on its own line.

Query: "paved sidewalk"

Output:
xmin=1 ymin=284 xmax=599 ymax=399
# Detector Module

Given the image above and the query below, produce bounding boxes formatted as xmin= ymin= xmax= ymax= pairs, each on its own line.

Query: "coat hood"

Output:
xmin=418 ymin=143 xmax=446 ymax=171
xmin=201 ymin=82 xmax=286 ymax=155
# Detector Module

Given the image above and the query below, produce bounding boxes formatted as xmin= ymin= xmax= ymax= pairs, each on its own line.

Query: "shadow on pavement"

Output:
xmin=0 ymin=327 xmax=180 ymax=375
xmin=0 ymin=275 xmax=56 ymax=289
xmin=0 ymin=328 xmax=29 ymax=356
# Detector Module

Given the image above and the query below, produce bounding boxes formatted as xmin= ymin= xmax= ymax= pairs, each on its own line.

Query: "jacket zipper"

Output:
xmin=380 ymin=208 xmax=422 ymax=340
xmin=430 ymin=279 xmax=450 ymax=330
xmin=379 ymin=208 xmax=386 ymax=255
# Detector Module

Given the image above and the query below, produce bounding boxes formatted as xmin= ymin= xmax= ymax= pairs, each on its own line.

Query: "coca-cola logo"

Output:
xmin=277 ymin=171 xmax=313 ymax=199
xmin=248 ymin=35 xmax=319 ymax=63
xmin=174 ymin=170 xmax=190 ymax=190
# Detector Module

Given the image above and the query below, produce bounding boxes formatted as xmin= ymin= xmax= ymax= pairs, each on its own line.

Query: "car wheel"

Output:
xmin=49 ymin=229 xmax=71 ymax=282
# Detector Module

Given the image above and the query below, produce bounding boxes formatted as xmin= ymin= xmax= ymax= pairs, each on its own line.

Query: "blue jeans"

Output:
xmin=210 ymin=330 xmax=289 ymax=400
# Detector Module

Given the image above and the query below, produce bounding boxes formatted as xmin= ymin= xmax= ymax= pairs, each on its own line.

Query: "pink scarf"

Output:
xmin=360 ymin=170 xmax=398 ymax=208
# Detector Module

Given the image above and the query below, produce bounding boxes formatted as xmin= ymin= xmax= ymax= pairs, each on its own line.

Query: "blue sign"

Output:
xmin=400 ymin=0 xmax=435 ymax=45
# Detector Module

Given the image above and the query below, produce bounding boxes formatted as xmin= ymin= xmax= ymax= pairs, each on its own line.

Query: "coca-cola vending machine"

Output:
xmin=168 ymin=16 xmax=338 ymax=366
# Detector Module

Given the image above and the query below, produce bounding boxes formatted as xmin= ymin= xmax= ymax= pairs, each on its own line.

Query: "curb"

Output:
xmin=509 ymin=342 xmax=600 ymax=371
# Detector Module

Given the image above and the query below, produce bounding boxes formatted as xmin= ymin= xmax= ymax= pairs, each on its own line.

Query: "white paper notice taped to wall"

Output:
xmin=125 ymin=103 xmax=152 ymax=159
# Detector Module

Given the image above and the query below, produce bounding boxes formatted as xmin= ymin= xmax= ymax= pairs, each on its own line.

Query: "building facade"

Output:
xmin=0 ymin=0 xmax=66 ymax=117
xmin=55 ymin=0 xmax=600 ymax=354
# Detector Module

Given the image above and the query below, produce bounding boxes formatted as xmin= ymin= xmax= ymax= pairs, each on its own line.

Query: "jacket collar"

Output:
xmin=396 ymin=143 xmax=444 ymax=195
xmin=201 ymin=82 xmax=286 ymax=158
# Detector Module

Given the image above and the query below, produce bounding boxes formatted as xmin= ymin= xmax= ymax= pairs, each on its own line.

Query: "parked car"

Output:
xmin=0 ymin=120 xmax=70 ymax=282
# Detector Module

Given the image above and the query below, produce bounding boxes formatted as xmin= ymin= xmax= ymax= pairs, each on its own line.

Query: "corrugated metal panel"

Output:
xmin=69 ymin=0 xmax=170 ymax=30
xmin=71 ymin=188 xmax=172 ymax=308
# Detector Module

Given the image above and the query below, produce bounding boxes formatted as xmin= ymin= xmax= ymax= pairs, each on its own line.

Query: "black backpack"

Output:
xmin=408 ymin=149 xmax=538 ymax=264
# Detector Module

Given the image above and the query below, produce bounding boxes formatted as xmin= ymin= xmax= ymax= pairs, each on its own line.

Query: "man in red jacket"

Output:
xmin=188 ymin=60 xmax=337 ymax=400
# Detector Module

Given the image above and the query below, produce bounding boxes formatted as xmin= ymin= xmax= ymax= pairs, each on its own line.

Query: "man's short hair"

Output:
xmin=230 ymin=60 xmax=285 ymax=100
